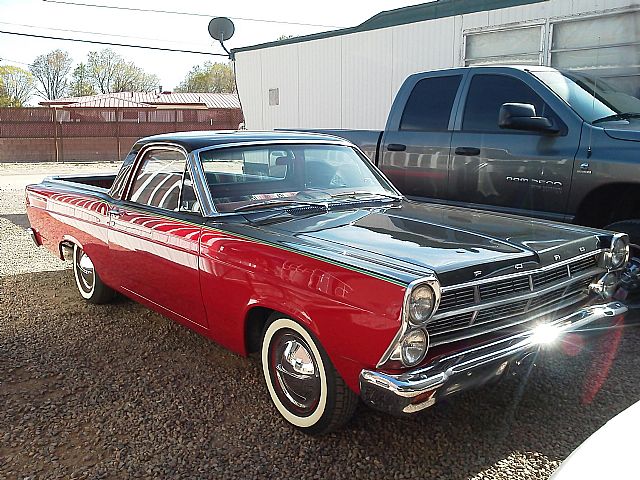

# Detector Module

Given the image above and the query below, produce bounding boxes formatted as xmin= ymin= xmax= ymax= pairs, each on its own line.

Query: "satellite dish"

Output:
xmin=208 ymin=17 xmax=235 ymax=42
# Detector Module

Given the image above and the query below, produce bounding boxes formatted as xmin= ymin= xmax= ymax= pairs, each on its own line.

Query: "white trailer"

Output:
xmin=233 ymin=0 xmax=640 ymax=130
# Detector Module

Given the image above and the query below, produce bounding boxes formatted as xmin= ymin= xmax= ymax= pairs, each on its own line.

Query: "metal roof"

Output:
xmin=231 ymin=0 xmax=547 ymax=55
xmin=41 ymin=92 xmax=240 ymax=109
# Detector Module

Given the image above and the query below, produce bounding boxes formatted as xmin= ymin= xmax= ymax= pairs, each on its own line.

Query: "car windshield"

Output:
xmin=197 ymin=143 xmax=400 ymax=213
xmin=532 ymin=70 xmax=640 ymax=124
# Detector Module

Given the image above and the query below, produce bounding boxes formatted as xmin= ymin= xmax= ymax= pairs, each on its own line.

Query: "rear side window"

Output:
xmin=128 ymin=149 xmax=187 ymax=211
xmin=462 ymin=74 xmax=550 ymax=132
xmin=400 ymin=75 xmax=462 ymax=131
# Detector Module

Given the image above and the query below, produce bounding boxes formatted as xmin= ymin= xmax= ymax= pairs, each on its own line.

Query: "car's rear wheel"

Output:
xmin=73 ymin=245 xmax=114 ymax=304
xmin=261 ymin=316 xmax=357 ymax=434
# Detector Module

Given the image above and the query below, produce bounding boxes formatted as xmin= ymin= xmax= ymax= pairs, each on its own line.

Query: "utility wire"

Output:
xmin=0 ymin=30 xmax=226 ymax=56
xmin=42 ymin=0 xmax=344 ymax=28
xmin=0 ymin=57 xmax=32 ymax=66
xmin=0 ymin=21 xmax=213 ymax=48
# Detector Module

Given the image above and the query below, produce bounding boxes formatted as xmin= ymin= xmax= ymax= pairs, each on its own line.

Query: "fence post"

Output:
xmin=52 ymin=108 xmax=59 ymax=163
xmin=116 ymin=107 xmax=121 ymax=161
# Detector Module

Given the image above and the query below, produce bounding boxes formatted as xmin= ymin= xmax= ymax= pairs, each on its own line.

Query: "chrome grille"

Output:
xmin=570 ymin=255 xmax=598 ymax=275
xmin=479 ymin=276 xmax=530 ymax=300
xmin=439 ymin=287 xmax=475 ymax=311
xmin=532 ymin=265 xmax=568 ymax=287
xmin=474 ymin=300 xmax=529 ymax=325
xmin=429 ymin=253 xmax=603 ymax=342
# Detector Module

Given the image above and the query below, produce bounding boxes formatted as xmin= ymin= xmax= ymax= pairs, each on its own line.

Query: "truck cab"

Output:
xmin=374 ymin=66 xmax=640 ymax=242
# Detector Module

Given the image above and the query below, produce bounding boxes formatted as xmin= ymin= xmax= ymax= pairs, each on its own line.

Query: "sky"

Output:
xmin=0 ymin=0 xmax=420 ymax=102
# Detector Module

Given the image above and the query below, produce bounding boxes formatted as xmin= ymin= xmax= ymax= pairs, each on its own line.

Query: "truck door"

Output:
xmin=107 ymin=146 xmax=208 ymax=328
xmin=449 ymin=71 xmax=576 ymax=220
xmin=379 ymin=73 xmax=463 ymax=200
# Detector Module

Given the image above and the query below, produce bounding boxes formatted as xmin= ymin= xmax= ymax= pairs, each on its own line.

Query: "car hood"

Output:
xmin=256 ymin=201 xmax=603 ymax=286
xmin=603 ymin=120 xmax=640 ymax=142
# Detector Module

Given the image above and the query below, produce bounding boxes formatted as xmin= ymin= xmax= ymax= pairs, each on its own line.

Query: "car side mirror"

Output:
xmin=499 ymin=103 xmax=559 ymax=134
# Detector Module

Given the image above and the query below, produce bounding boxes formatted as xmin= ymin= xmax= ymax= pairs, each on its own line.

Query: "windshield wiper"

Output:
xmin=327 ymin=191 xmax=403 ymax=201
xmin=592 ymin=112 xmax=640 ymax=124
xmin=232 ymin=199 xmax=328 ymax=213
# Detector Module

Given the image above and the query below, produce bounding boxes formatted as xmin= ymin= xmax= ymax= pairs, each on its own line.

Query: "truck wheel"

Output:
xmin=261 ymin=316 xmax=357 ymax=434
xmin=73 ymin=245 xmax=114 ymax=304
xmin=604 ymin=220 xmax=640 ymax=248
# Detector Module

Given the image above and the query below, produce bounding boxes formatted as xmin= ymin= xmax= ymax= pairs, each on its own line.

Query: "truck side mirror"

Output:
xmin=499 ymin=103 xmax=559 ymax=134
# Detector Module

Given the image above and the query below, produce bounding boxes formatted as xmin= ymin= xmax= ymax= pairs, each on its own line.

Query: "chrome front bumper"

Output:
xmin=360 ymin=301 xmax=627 ymax=416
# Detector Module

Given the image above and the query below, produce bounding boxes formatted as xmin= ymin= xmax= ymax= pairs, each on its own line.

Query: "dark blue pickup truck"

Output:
xmin=306 ymin=66 xmax=640 ymax=243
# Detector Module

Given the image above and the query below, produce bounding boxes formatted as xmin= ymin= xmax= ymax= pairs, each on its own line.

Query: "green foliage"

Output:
xmin=29 ymin=49 xmax=73 ymax=100
xmin=175 ymin=62 xmax=235 ymax=93
xmin=0 ymin=66 xmax=34 ymax=106
xmin=86 ymin=49 xmax=158 ymax=94
xmin=68 ymin=63 xmax=96 ymax=97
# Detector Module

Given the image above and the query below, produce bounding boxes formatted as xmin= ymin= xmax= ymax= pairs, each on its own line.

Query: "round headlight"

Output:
xmin=610 ymin=235 xmax=629 ymax=269
xmin=400 ymin=329 xmax=428 ymax=366
xmin=408 ymin=285 xmax=436 ymax=325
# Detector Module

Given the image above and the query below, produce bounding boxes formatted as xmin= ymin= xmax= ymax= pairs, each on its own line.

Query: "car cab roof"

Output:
xmin=135 ymin=130 xmax=351 ymax=153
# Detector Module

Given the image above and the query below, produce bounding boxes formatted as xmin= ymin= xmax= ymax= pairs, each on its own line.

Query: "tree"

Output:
xmin=86 ymin=49 xmax=158 ymax=93
xmin=0 ymin=66 xmax=34 ymax=106
xmin=69 ymin=63 xmax=96 ymax=97
xmin=175 ymin=62 xmax=235 ymax=93
xmin=30 ymin=49 xmax=73 ymax=100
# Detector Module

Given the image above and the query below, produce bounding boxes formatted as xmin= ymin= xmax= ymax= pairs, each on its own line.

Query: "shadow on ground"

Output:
xmin=1 ymin=270 xmax=639 ymax=480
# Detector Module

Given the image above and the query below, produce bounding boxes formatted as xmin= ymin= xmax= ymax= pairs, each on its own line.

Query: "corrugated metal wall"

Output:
xmin=235 ymin=0 xmax=636 ymax=130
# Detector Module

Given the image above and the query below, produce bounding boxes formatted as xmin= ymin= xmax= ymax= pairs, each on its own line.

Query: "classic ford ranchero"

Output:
xmin=26 ymin=131 xmax=629 ymax=434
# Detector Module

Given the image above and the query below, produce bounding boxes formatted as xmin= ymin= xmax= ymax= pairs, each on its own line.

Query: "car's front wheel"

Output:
xmin=261 ymin=316 xmax=357 ymax=434
xmin=72 ymin=245 xmax=114 ymax=304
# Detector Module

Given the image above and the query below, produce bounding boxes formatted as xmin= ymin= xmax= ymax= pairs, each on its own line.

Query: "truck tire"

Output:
xmin=604 ymin=220 xmax=640 ymax=248
xmin=261 ymin=315 xmax=358 ymax=434
xmin=73 ymin=244 xmax=115 ymax=304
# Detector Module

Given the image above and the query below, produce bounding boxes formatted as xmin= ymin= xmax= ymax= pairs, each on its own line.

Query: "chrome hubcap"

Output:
xmin=76 ymin=250 xmax=95 ymax=293
xmin=272 ymin=333 xmax=320 ymax=414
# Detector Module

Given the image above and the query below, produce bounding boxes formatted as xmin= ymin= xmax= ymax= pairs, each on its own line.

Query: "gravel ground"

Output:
xmin=2 ymin=163 xmax=640 ymax=479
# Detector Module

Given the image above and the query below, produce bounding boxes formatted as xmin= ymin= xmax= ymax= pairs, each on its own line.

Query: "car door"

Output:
xmin=107 ymin=145 xmax=208 ymax=329
xmin=379 ymin=72 xmax=464 ymax=200
xmin=449 ymin=71 xmax=577 ymax=220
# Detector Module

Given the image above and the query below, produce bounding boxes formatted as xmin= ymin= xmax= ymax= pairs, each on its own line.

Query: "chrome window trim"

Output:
xmin=377 ymin=275 xmax=440 ymax=368
xmin=121 ymin=142 xmax=213 ymax=215
xmin=439 ymin=249 xmax=603 ymax=292
xmin=192 ymin=139 xmax=403 ymax=216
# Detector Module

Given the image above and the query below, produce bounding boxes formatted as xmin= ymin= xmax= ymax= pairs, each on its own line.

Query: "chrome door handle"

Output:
xmin=108 ymin=208 xmax=123 ymax=217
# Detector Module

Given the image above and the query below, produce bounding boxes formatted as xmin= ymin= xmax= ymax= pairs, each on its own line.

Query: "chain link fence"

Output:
xmin=0 ymin=107 xmax=244 ymax=163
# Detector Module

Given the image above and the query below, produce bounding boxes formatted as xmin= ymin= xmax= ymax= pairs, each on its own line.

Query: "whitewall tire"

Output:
xmin=261 ymin=316 xmax=357 ymax=434
xmin=72 ymin=245 xmax=114 ymax=304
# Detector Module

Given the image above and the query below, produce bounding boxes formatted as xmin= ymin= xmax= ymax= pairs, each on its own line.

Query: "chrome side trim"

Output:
xmin=439 ymin=249 xmax=603 ymax=292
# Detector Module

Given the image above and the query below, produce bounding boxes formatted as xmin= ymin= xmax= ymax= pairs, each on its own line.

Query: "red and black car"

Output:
xmin=25 ymin=131 xmax=629 ymax=434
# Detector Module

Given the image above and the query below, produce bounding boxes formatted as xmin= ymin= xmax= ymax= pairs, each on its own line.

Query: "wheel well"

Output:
xmin=244 ymin=307 xmax=275 ymax=354
xmin=58 ymin=239 xmax=76 ymax=260
xmin=575 ymin=184 xmax=640 ymax=228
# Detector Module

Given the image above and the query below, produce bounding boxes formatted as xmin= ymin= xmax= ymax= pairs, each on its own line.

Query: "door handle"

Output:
xmin=454 ymin=146 xmax=481 ymax=156
xmin=108 ymin=208 xmax=123 ymax=217
xmin=387 ymin=143 xmax=407 ymax=152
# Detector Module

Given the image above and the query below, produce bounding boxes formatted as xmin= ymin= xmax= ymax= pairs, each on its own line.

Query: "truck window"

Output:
xmin=462 ymin=74 xmax=551 ymax=132
xmin=128 ymin=148 xmax=187 ymax=211
xmin=400 ymin=75 xmax=462 ymax=131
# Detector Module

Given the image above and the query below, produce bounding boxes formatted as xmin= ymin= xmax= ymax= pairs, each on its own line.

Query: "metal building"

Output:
xmin=232 ymin=0 xmax=640 ymax=130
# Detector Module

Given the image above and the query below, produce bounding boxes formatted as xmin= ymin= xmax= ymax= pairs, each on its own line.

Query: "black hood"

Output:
xmin=254 ymin=201 xmax=603 ymax=286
